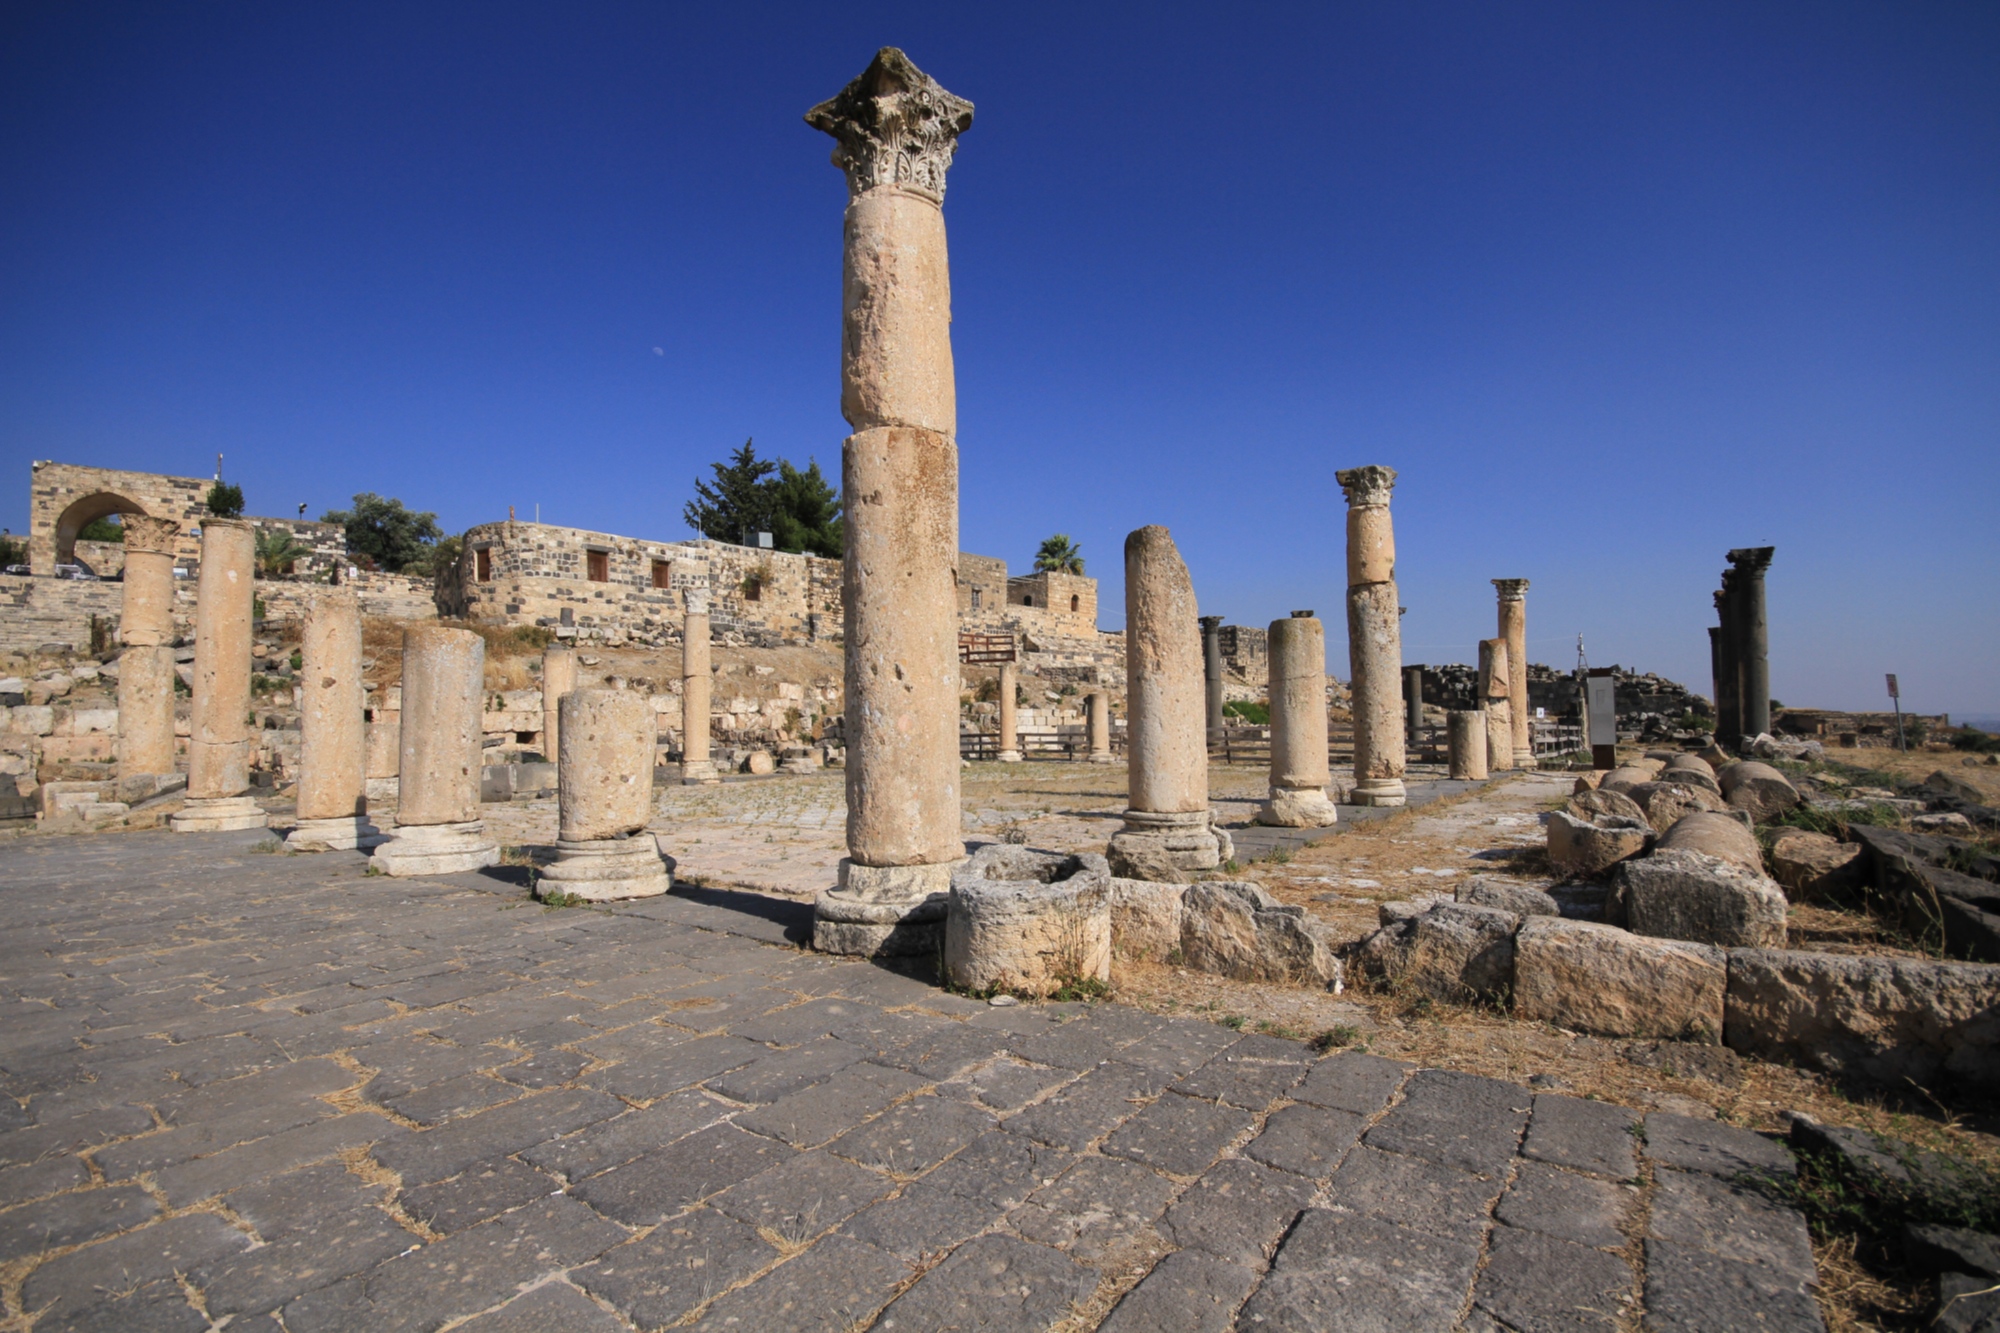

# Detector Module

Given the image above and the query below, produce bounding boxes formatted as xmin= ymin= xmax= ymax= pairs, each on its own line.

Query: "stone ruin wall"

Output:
xmin=0 ymin=571 xmax=437 ymax=655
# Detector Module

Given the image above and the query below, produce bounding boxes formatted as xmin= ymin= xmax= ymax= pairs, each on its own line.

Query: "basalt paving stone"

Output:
xmin=573 ymin=1207 xmax=779 ymax=1330
xmin=1290 ymin=1049 xmax=1411 ymax=1116
xmin=154 ymin=1112 xmax=402 ymax=1208
xmin=1097 ymin=1248 xmax=1260 ymax=1333
xmin=729 ymin=996 xmax=885 ymax=1047
xmin=1326 ymin=1144 xmax=1506 ymax=1239
xmin=493 ymin=1047 xmax=589 ymax=1089
xmin=0 ymin=1181 xmax=158 ymax=1263
xmin=734 ymin=1061 xmax=929 ymax=1149
xmin=222 ymin=1161 xmax=388 ymax=1236
xmin=868 ymin=1020 xmax=1013 ymax=1082
xmin=687 ymin=1233 xmax=912 ymax=1333
xmin=1644 ymin=1110 xmax=1798 ymax=1180
xmin=1496 ymin=1159 xmax=1637 ymax=1250
xmin=352 ymin=1036 xmax=498 ymax=1100
xmin=399 ymin=1155 xmax=562 ymax=1234
xmin=523 ymin=1089 xmax=735 ymax=1181
xmin=369 ymin=1088 xmax=625 ymax=1187
xmin=1361 ymin=1068 xmax=1532 ymax=1175
xmin=35 ymin=1277 xmax=211 ymax=1333
xmin=1008 ymin=1155 xmax=1179 ymax=1264
xmin=1100 ymin=1091 xmax=1256 ymax=1178
xmin=1006 ymin=1061 xmax=1171 ymax=1153
xmin=0 ymin=1153 xmax=89 ymax=1207
xmin=845 ymin=1130 xmax=1072 ymax=1263
xmin=381 ymin=1071 xmax=525 ymax=1125
xmin=452 ymin=1280 xmax=632 ymax=1332
xmin=940 ymin=1056 xmax=1077 ymax=1114
xmin=1472 ymin=1224 xmax=1637 ymax=1332
xmin=572 ymin=1020 xmax=695 ymax=1065
xmin=570 ymin=1121 xmax=799 ymax=1225
xmin=1647 ymin=1167 xmax=1818 ymax=1289
xmin=1174 ymin=1032 xmax=1313 ymax=1110
xmin=1244 ymin=1102 xmax=1366 ymax=1180
xmin=704 ymin=1037 xmax=868 ymax=1104
xmin=190 ymin=1205 xmax=417 ymax=1318
xmin=825 ymin=1090 xmax=997 ymax=1175
xmin=1644 ymin=1237 xmax=1829 ymax=1331
xmin=1247 ymin=1208 xmax=1485 ymax=1329
xmin=581 ymin=1033 xmax=766 ymax=1102
xmin=23 ymin=1212 xmax=254 ymax=1320
xmin=1158 ymin=1155 xmax=1317 ymax=1263
xmin=1098 ymin=1015 xmax=1242 ymax=1080
xmin=871 ymin=1233 xmax=1098 ymax=1333
xmin=709 ymin=1149 xmax=895 ymax=1238
xmin=828 ymin=1006 xmax=959 ymax=1057
xmin=0 ymin=1104 xmax=157 ymax=1167
xmin=1006 ymin=1010 xmax=1161 ymax=1071
xmin=91 ymin=1099 xmax=338 ymax=1181
xmin=282 ymin=1194 xmax=626 ymax=1333
xmin=1522 ymin=1091 xmax=1641 ymax=1180
xmin=154 ymin=1054 xmax=357 ymax=1122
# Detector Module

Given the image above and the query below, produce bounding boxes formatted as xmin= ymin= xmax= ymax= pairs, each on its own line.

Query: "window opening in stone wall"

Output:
xmin=587 ymin=549 xmax=609 ymax=582
xmin=651 ymin=559 xmax=671 ymax=589
xmin=1070 ymin=594 xmax=1080 ymax=612
xmin=971 ymin=588 xmax=981 ymax=609
xmin=1022 ymin=595 xmax=1033 ymax=607
xmin=476 ymin=548 xmax=492 ymax=582
xmin=744 ymin=578 xmax=761 ymax=602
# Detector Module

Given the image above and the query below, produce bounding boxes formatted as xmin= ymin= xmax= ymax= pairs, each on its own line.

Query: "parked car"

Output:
xmin=1 ymin=565 xmax=28 ymax=576
xmin=55 ymin=564 xmax=99 ymax=580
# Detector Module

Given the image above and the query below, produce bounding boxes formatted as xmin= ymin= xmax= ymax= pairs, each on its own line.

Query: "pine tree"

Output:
xmin=769 ymin=458 xmax=843 ymax=557
xmin=683 ymin=440 xmax=778 ymax=543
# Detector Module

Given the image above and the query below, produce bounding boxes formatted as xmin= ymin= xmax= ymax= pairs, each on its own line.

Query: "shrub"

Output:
xmin=205 ymin=482 xmax=245 ymax=518
xmin=1224 ymin=700 xmax=1269 ymax=725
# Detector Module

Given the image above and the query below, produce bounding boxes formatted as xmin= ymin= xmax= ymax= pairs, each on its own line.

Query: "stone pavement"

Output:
xmin=0 ymin=829 xmax=1826 ymax=1330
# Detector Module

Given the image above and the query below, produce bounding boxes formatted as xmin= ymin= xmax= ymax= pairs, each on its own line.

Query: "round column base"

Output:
xmin=1513 ymin=750 xmax=1539 ymax=770
xmin=1087 ymin=751 xmax=1116 ymax=765
xmin=372 ymin=821 xmax=500 ymax=876
xmin=171 ymin=796 xmax=269 ymax=833
xmin=539 ymin=837 xmax=671 ymax=901
xmin=1256 ymin=786 xmax=1339 ymax=828
xmin=286 ymin=815 xmax=388 ymax=851
xmin=680 ymin=759 xmax=720 ymax=785
xmin=1107 ymin=809 xmax=1234 ymax=881
xmin=996 ymin=750 xmax=1022 ymax=763
xmin=1350 ymin=779 xmax=1408 ymax=808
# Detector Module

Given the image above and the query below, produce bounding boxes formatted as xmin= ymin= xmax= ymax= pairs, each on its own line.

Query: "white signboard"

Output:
xmin=1586 ymin=676 xmax=1618 ymax=747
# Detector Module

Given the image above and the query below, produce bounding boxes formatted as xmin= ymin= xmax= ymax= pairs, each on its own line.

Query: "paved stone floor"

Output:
xmin=0 ymin=829 xmax=1826 ymax=1331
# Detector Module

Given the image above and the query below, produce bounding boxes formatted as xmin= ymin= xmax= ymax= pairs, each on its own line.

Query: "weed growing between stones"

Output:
xmin=249 ymin=838 xmax=284 ymax=854
xmin=1308 ymin=1024 xmax=1363 ymax=1053
xmin=539 ymin=888 xmax=588 ymax=910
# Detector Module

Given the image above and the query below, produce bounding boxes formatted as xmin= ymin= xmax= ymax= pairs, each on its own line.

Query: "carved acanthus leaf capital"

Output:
xmin=1726 ymin=546 xmax=1775 ymax=575
xmin=683 ymin=585 xmax=711 ymax=616
xmin=1336 ymin=465 xmax=1397 ymax=509
xmin=1492 ymin=578 xmax=1530 ymax=602
xmin=806 ymin=48 xmax=973 ymax=204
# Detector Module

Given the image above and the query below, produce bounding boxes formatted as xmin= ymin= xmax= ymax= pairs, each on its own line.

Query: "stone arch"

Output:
xmin=51 ymin=492 xmax=151 ymax=571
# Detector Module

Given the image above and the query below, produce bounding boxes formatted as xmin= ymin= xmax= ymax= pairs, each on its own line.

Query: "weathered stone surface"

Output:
xmin=1769 ymin=829 xmax=1864 ymax=900
xmin=1645 ymin=1113 xmax=1796 ymax=1180
xmin=1260 ymin=615 xmax=1339 ymax=826
xmin=1724 ymin=949 xmax=2000 ymax=1091
xmin=1547 ymin=810 xmax=1653 ymax=878
xmin=1719 ymin=760 xmax=1802 ymax=822
xmin=1108 ymin=809 xmax=1230 ymax=882
xmin=943 ymin=847 xmax=1111 ymax=997
xmin=1456 ymin=876 xmax=1559 ymax=917
xmin=1473 ymin=1224 xmax=1636 ymax=1331
xmin=1099 ymin=1249 xmax=1258 ymax=1333
xmin=556 ymin=689 xmax=655 ymax=842
xmin=1612 ymin=847 xmax=1788 ymax=948
xmin=1107 ymin=877 xmax=1183 ymax=961
xmin=1343 ymin=467 xmax=1407 ymax=805
xmin=1493 ymin=579 xmax=1534 ymax=770
xmin=1447 ymin=708 xmax=1488 ymax=782
xmin=1567 ymin=786 xmax=1647 ymax=823
xmin=1656 ymin=809 xmax=1762 ymax=871
xmin=1629 ymin=780 xmax=1727 ymax=833
xmin=1660 ymin=760 xmax=1724 ymax=795
xmin=1358 ymin=902 xmax=1518 ymax=1001
xmin=1180 ymin=881 xmax=1342 ymax=987
xmin=1596 ymin=765 xmax=1655 ymax=794
xmin=1514 ymin=917 xmax=1726 ymax=1040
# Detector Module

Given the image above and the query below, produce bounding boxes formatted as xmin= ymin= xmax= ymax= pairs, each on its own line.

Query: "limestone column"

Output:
xmin=806 ymin=49 xmax=973 ymax=956
xmin=1448 ymin=710 xmax=1488 ymax=780
xmin=116 ymin=515 xmax=181 ymax=782
xmin=1108 ymin=526 xmax=1232 ymax=878
xmin=541 ymin=645 xmax=576 ymax=766
xmin=996 ymin=661 xmax=1021 ymax=762
xmin=1479 ymin=638 xmax=1513 ymax=773
xmin=1340 ymin=466 xmax=1406 ymax=807
xmin=286 ymin=588 xmax=384 ymax=850
xmin=372 ymin=626 xmax=499 ymax=875
xmin=1706 ymin=624 xmax=1726 ymax=744
xmin=1713 ymin=583 xmax=1742 ymax=747
xmin=1403 ymin=665 xmax=1425 ymax=748
xmin=1200 ymin=616 xmax=1225 ymax=737
xmin=537 ymin=689 xmax=670 ymax=900
xmin=679 ymin=588 xmax=718 ymax=783
xmin=1086 ymin=690 xmax=1113 ymax=764
xmin=171 ymin=519 xmax=267 ymax=832
xmin=1257 ymin=612 xmax=1337 ymax=827
xmin=1493 ymin=579 xmax=1536 ymax=769
xmin=1727 ymin=547 xmax=1774 ymax=741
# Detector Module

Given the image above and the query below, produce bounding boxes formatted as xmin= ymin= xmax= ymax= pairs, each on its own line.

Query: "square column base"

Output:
xmin=1513 ymin=750 xmax=1539 ymax=769
xmin=680 ymin=759 xmax=720 ymax=785
xmin=286 ymin=815 xmax=389 ymax=851
xmin=1107 ymin=809 xmax=1234 ymax=881
xmin=171 ymin=796 xmax=269 ymax=833
xmin=373 ymin=821 xmax=500 ymax=877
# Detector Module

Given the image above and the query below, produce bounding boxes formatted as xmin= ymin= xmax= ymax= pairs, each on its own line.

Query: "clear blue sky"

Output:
xmin=4 ymin=2 xmax=1996 ymax=718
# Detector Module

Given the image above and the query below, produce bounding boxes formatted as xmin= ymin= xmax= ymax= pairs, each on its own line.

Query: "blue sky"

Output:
xmin=3 ymin=2 xmax=1996 ymax=717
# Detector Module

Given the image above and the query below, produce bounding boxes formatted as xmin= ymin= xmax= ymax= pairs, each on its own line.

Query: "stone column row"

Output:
xmin=171 ymin=519 xmax=267 ymax=832
xmin=1257 ymin=612 xmax=1337 ymax=827
xmin=1339 ymin=466 xmax=1405 ymax=806
xmin=117 ymin=515 xmax=181 ymax=784
xmin=286 ymin=588 xmax=384 ymax=850
xmin=372 ymin=627 xmax=499 ymax=875
xmin=1712 ymin=547 xmax=1774 ymax=747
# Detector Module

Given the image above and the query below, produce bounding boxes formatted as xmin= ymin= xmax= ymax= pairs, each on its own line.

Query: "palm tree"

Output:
xmin=254 ymin=528 xmax=310 ymax=579
xmin=1033 ymin=534 xmax=1084 ymax=576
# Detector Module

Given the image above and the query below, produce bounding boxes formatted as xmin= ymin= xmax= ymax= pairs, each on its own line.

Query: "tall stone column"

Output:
xmin=1200 ymin=616 xmax=1226 ymax=737
xmin=1257 ymin=612 xmax=1337 ymax=827
xmin=1108 ymin=526 xmax=1232 ymax=878
xmin=1340 ymin=466 xmax=1405 ymax=807
xmin=995 ymin=661 xmax=1021 ymax=762
xmin=373 ymin=626 xmax=499 ymax=875
xmin=117 ymin=515 xmax=181 ymax=783
xmin=1403 ymin=665 xmax=1425 ymax=748
xmin=1493 ymin=579 xmax=1535 ymax=769
xmin=1727 ymin=547 xmax=1774 ymax=742
xmin=171 ymin=519 xmax=267 ymax=832
xmin=1086 ymin=690 xmax=1113 ymax=764
xmin=1448 ymin=710 xmax=1488 ymax=780
xmin=807 ymin=49 xmax=973 ymax=956
xmin=1713 ymin=584 xmax=1741 ymax=747
xmin=286 ymin=588 xmax=383 ymax=850
xmin=679 ymin=588 xmax=718 ymax=783
xmin=1707 ymin=625 xmax=1725 ymax=743
xmin=1479 ymin=638 xmax=1513 ymax=773
xmin=538 ymin=689 xmax=670 ymax=900
xmin=541 ymin=645 xmax=576 ymax=766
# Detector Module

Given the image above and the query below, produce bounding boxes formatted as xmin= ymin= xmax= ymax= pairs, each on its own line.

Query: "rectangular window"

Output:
xmin=743 ymin=578 xmax=761 ymax=602
xmin=970 ymin=588 xmax=982 ymax=609
xmin=651 ymin=559 xmax=671 ymax=589
xmin=475 ymin=548 xmax=492 ymax=582
xmin=587 ymin=550 xmax=609 ymax=583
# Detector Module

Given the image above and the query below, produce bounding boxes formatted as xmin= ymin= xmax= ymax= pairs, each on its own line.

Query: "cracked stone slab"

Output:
xmin=687 ymin=1233 xmax=911 ymax=1333
xmin=824 ymin=1091 xmax=997 ymax=1175
xmin=398 ymin=1156 xmax=561 ymax=1234
xmin=1243 ymin=1101 xmax=1366 ymax=1180
xmin=872 ymin=1233 xmax=1097 ymax=1333
xmin=191 ymin=1206 xmax=416 ymax=1318
xmin=1289 ymin=1050 xmax=1411 ymax=1115
xmin=1100 ymin=1091 xmax=1256 ymax=1177
xmin=521 ymin=1089 xmax=733 ymax=1181
xmin=1324 ymin=1144 xmax=1505 ymax=1239
xmin=573 ymin=1207 xmax=778 ymax=1330
xmin=1361 ymin=1068 xmax=1531 ymax=1175
xmin=1008 ymin=1154 xmax=1178 ymax=1263
xmin=1005 ymin=1061 xmax=1168 ymax=1152
xmin=569 ymin=1121 xmax=799 ymax=1225
xmin=707 ymin=1149 xmax=893 ymax=1239
xmin=1495 ymin=1159 xmax=1636 ymax=1250
xmin=1522 ymin=1091 xmax=1641 ymax=1179
xmin=1157 ymin=1156 xmax=1316 ymax=1262
xmin=1644 ymin=1110 xmax=1797 ymax=1180
xmin=1643 ymin=1237 xmax=1828 ymax=1331
xmin=1098 ymin=1248 xmax=1259 ymax=1332
xmin=733 ymin=1060 xmax=929 ymax=1149
xmin=1245 ymin=1208 xmax=1485 ymax=1329
xmin=1646 ymin=1167 xmax=1817 ymax=1290
xmin=1472 ymin=1224 xmax=1637 ymax=1331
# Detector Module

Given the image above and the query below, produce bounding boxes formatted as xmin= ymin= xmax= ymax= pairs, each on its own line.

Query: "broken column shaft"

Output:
xmin=538 ymin=688 xmax=670 ymax=900
xmin=171 ymin=518 xmax=267 ymax=832
xmin=1493 ymin=579 xmax=1535 ymax=769
xmin=1340 ymin=466 xmax=1406 ymax=807
xmin=1479 ymin=638 xmax=1513 ymax=773
xmin=996 ymin=661 xmax=1020 ymax=762
xmin=372 ymin=626 xmax=499 ymax=876
xmin=116 ymin=515 xmax=181 ymax=782
xmin=1257 ymin=612 xmax=1337 ymax=827
xmin=1086 ymin=690 xmax=1113 ymax=764
xmin=287 ymin=588 xmax=383 ymax=850
xmin=542 ymin=645 xmax=576 ymax=767
xmin=679 ymin=588 xmax=718 ymax=783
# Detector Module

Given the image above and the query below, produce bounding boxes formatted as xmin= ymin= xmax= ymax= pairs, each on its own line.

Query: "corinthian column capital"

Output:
xmin=1492 ymin=578 xmax=1530 ymax=602
xmin=1336 ymin=465 xmax=1397 ymax=509
xmin=806 ymin=48 xmax=974 ymax=204
xmin=1726 ymin=546 xmax=1775 ymax=576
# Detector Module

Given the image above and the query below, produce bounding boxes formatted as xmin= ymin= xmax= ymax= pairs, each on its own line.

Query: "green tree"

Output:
xmin=77 ymin=516 xmax=125 ymax=542
xmin=769 ymin=458 xmax=843 ymax=557
xmin=321 ymin=493 xmax=444 ymax=573
xmin=406 ymin=533 xmax=463 ymax=579
xmin=205 ymin=482 xmax=245 ymax=518
xmin=683 ymin=440 xmax=778 ymax=543
xmin=0 ymin=534 xmax=24 ymax=567
xmin=254 ymin=528 xmax=310 ymax=578
xmin=1034 ymin=534 xmax=1084 ymax=575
